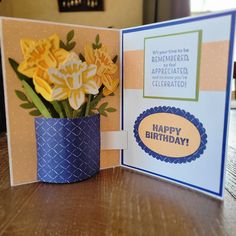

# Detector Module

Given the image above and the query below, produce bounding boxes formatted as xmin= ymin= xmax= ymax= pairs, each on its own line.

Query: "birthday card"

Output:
xmin=121 ymin=10 xmax=235 ymax=199
xmin=1 ymin=10 xmax=235 ymax=199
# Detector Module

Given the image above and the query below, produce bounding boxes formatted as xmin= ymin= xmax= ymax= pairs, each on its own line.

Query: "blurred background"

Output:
xmin=0 ymin=0 xmax=235 ymax=28
xmin=0 ymin=0 xmax=236 ymax=133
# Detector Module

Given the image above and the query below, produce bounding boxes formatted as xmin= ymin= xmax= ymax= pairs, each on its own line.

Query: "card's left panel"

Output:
xmin=1 ymin=18 xmax=120 ymax=186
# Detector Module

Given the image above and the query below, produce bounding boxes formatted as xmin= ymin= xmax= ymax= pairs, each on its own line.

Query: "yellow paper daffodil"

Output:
xmin=17 ymin=34 xmax=69 ymax=101
xmin=84 ymin=44 xmax=119 ymax=96
xmin=18 ymin=34 xmax=69 ymax=78
xmin=48 ymin=53 xmax=99 ymax=110
xmin=33 ymin=67 xmax=53 ymax=101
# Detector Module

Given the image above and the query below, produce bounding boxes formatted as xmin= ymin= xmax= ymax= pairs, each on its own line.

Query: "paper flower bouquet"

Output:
xmin=9 ymin=30 xmax=119 ymax=183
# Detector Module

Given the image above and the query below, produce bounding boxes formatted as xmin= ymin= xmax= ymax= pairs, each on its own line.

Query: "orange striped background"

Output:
xmin=124 ymin=41 xmax=229 ymax=91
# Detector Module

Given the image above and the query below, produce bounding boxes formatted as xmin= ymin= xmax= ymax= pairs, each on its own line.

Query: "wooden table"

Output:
xmin=0 ymin=111 xmax=236 ymax=236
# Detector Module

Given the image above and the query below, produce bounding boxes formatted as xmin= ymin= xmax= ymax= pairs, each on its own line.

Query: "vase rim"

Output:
xmin=35 ymin=113 xmax=100 ymax=121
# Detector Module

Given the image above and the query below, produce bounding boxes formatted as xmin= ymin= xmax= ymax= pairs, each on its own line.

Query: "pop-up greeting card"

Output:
xmin=1 ymin=10 xmax=235 ymax=199
xmin=1 ymin=19 xmax=121 ymax=185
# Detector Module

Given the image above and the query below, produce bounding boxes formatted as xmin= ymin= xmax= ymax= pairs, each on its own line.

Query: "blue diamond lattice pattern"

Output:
xmin=35 ymin=114 xmax=100 ymax=183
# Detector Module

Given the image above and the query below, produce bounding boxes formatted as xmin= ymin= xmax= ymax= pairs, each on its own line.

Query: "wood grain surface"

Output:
xmin=0 ymin=110 xmax=236 ymax=236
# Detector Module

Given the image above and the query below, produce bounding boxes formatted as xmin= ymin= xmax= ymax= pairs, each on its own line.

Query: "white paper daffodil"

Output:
xmin=48 ymin=52 xmax=99 ymax=110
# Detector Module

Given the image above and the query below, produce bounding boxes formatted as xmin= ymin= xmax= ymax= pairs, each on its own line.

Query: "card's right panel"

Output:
xmin=121 ymin=11 xmax=236 ymax=199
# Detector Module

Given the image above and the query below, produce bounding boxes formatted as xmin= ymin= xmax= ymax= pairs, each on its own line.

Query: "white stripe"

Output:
xmin=123 ymin=15 xmax=232 ymax=51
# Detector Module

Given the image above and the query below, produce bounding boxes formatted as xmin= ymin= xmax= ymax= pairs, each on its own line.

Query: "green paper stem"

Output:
xmin=90 ymin=89 xmax=104 ymax=110
xmin=85 ymin=94 xmax=92 ymax=117
xmin=72 ymin=109 xmax=80 ymax=118
xmin=22 ymin=80 xmax=52 ymax=118
xmin=78 ymin=103 xmax=86 ymax=117
xmin=51 ymin=101 xmax=65 ymax=118
xmin=62 ymin=100 xmax=73 ymax=118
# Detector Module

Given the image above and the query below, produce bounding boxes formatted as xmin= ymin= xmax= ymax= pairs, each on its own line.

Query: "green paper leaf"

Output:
xmin=59 ymin=40 xmax=67 ymax=50
xmin=112 ymin=55 xmax=118 ymax=64
xmin=92 ymin=43 xmax=97 ymax=50
xmin=66 ymin=41 xmax=76 ymax=51
xmin=22 ymin=80 xmax=52 ymax=118
xmin=100 ymin=110 xmax=107 ymax=117
xmin=29 ymin=109 xmax=41 ymax=116
xmin=99 ymin=102 xmax=108 ymax=111
xmin=79 ymin=53 xmax=85 ymax=62
xmin=9 ymin=58 xmax=31 ymax=82
xmin=67 ymin=30 xmax=74 ymax=42
xmin=15 ymin=90 xmax=28 ymax=101
xmin=20 ymin=102 xmax=35 ymax=109
xmin=106 ymin=107 xmax=116 ymax=113
xmin=95 ymin=34 xmax=99 ymax=44
xmin=97 ymin=43 xmax=102 ymax=49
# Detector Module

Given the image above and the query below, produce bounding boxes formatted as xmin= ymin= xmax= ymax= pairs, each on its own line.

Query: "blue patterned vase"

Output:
xmin=35 ymin=114 xmax=100 ymax=183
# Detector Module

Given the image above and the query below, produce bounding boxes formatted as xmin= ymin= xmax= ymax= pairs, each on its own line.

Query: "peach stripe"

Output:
xmin=124 ymin=41 xmax=229 ymax=91
xmin=199 ymin=41 xmax=229 ymax=91
xmin=124 ymin=50 xmax=144 ymax=89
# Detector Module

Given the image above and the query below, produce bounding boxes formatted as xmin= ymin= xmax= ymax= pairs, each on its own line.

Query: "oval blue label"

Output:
xmin=133 ymin=106 xmax=207 ymax=164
